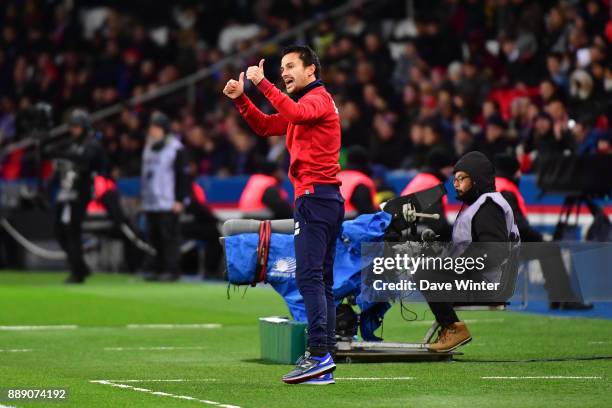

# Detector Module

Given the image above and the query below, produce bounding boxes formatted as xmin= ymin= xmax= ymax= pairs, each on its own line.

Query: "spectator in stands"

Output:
xmin=475 ymin=114 xmax=516 ymax=160
xmin=339 ymin=100 xmax=368 ymax=148
xmin=370 ymin=112 xmax=403 ymax=169
xmin=1 ymin=0 xmax=610 ymax=182
xmin=524 ymin=111 xmax=574 ymax=162
xmin=403 ymin=119 xmax=429 ymax=170
xmin=0 ymin=97 xmax=17 ymax=145
xmin=453 ymin=121 xmax=475 ymax=157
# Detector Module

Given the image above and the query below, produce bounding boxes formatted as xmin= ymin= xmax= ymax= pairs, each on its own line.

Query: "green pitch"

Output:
xmin=0 ymin=272 xmax=610 ymax=408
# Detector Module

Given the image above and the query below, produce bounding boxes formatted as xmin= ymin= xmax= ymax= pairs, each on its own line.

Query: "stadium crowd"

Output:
xmin=1 ymin=0 xmax=611 ymax=181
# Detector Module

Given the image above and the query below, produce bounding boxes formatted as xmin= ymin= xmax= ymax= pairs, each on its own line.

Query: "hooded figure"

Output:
xmin=450 ymin=151 xmax=519 ymax=258
xmin=453 ymin=151 xmax=497 ymax=204
xmin=425 ymin=151 xmax=519 ymax=353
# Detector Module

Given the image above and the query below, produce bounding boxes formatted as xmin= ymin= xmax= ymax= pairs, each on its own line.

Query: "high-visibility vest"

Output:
xmin=2 ymin=149 xmax=24 ymax=180
xmin=495 ymin=176 xmax=528 ymax=216
xmin=401 ymin=172 xmax=448 ymax=216
xmin=239 ymin=174 xmax=288 ymax=212
xmin=87 ymin=176 xmax=117 ymax=214
xmin=338 ymin=170 xmax=377 ymax=214
xmin=192 ymin=182 xmax=207 ymax=205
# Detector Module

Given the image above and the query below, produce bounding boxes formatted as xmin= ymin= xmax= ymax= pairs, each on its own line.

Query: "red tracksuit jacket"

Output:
xmin=233 ymin=78 xmax=341 ymax=199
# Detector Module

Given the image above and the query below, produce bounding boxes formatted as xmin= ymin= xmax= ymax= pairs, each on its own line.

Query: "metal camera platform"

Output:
xmin=335 ymin=339 xmax=460 ymax=363
xmin=334 ymin=303 xmax=509 ymax=363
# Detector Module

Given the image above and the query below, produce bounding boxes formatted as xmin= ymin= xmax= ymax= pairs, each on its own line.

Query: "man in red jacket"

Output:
xmin=223 ymin=45 xmax=343 ymax=385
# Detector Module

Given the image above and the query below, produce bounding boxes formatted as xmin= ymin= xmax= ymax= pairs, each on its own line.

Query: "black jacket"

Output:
xmin=45 ymin=135 xmax=107 ymax=205
xmin=453 ymin=151 xmax=510 ymax=268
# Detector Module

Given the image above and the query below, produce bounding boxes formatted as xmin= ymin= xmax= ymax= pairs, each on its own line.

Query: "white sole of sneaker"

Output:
xmin=301 ymin=380 xmax=335 ymax=385
xmin=282 ymin=364 xmax=336 ymax=385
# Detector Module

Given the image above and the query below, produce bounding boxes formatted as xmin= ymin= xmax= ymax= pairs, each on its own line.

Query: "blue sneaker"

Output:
xmin=282 ymin=352 xmax=336 ymax=384
xmin=301 ymin=372 xmax=335 ymax=385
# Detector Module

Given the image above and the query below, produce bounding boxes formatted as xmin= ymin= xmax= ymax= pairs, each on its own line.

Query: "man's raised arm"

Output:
xmin=246 ymin=59 xmax=329 ymax=124
xmin=223 ymin=72 xmax=288 ymax=137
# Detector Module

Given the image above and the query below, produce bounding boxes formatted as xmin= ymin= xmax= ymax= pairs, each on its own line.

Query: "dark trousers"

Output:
xmin=416 ymin=271 xmax=459 ymax=328
xmin=55 ymin=202 xmax=90 ymax=279
xmin=146 ymin=211 xmax=181 ymax=276
xmin=428 ymin=302 xmax=459 ymax=328
xmin=294 ymin=185 xmax=344 ymax=354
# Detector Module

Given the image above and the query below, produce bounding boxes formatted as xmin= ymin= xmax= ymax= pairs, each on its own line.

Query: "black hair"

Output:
xmin=150 ymin=110 xmax=171 ymax=133
xmin=547 ymin=52 xmax=563 ymax=62
xmin=281 ymin=45 xmax=321 ymax=79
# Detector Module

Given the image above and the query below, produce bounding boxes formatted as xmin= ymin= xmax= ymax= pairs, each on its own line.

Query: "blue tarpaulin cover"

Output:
xmin=224 ymin=212 xmax=392 ymax=340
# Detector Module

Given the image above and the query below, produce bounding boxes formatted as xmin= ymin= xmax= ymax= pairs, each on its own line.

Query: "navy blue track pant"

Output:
xmin=293 ymin=184 xmax=344 ymax=354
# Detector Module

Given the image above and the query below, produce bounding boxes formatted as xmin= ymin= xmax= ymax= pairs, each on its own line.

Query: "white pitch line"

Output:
xmin=0 ymin=325 xmax=77 ymax=331
xmin=90 ymin=380 xmax=239 ymax=407
xmin=126 ymin=324 xmax=221 ymax=330
xmin=0 ymin=349 xmax=33 ymax=352
xmin=482 ymin=376 xmax=602 ymax=380
xmin=336 ymin=377 xmax=415 ymax=381
xmin=588 ymin=341 xmax=611 ymax=345
xmin=0 ymin=324 xmax=221 ymax=331
xmin=100 ymin=379 xmax=217 ymax=383
xmin=104 ymin=346 xmax=206 ymax=351
xmin=0 ymin=404 xmax=19 ymax=408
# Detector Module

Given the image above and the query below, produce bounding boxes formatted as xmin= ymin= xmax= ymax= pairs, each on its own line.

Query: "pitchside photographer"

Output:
xmin=43 ymin=109 xmax=107 ymax=284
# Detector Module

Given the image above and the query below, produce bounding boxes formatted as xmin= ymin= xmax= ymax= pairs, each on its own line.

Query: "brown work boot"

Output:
xmin=428 ymin=322 xmax=472 ymax=352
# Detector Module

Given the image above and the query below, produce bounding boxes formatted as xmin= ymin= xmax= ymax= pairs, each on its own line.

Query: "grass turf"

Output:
xmin=0 ymin=271 xmax=611 ymax=408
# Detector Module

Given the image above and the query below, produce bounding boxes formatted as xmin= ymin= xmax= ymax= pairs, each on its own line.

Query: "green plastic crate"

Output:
xmin=259 ymin=317 xmax=307 ymax=364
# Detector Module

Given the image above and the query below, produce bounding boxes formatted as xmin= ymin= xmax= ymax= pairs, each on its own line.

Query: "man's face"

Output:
xmin=535 ymin=117 xmax=551 ymax=135
xmin=69 ymin=126 xmax=83 ymax=139
xmin=486 ymin=124 xmax=503 ymax=142
xmin=453 ymin=171 xmax=473 ymax=199
xmin=547 ymin=56 xmax=560 ymax=74
xmin=148 ymin=125 xmax=165 ymax=143
xmin=280 ymin=52 xmax=315 ymax=94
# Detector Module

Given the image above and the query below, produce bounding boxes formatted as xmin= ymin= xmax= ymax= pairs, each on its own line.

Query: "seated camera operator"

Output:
xmin=423 ymin=151 xmax=519 ymax=352
xmin=44 ymin=109 xmax=107 ymax=284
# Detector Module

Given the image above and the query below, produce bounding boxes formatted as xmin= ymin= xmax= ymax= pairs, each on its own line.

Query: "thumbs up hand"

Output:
xmin=246 ymin=59 xmax=265 ymax=86
xmin=222 ymin=72 xmax=245 ymax=99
